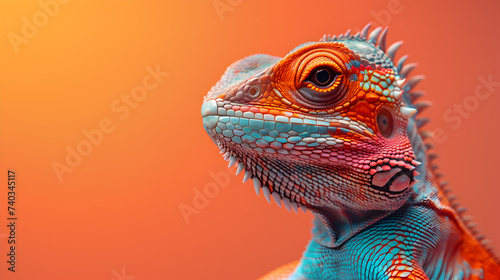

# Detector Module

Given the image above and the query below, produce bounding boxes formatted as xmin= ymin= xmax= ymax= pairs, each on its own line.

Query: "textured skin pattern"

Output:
xmin=201 ymin=24 xmax=500 ymax=279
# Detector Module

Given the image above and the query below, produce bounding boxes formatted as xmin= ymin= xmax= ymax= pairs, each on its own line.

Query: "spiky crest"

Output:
xmin=320 ymin=23 xmax=499 ymax=260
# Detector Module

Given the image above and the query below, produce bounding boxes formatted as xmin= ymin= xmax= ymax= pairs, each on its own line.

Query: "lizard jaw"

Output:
xmin=216 ymin=143 xmax=307 ymax=214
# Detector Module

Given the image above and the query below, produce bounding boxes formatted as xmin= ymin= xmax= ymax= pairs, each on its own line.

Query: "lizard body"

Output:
xmin=201 ymin=24 xmax=500 ymax=279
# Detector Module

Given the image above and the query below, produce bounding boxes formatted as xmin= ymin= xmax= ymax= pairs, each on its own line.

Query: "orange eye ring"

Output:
xmin=280 ymin=47 xmax=352 ymax=109
xmin=294 ymin=49 xmax=348 ymax=96
xmin=303 ymin=65 xmax=343 ymax=92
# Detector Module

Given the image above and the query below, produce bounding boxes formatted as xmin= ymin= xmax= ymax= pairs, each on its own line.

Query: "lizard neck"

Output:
xmin=309 ymin=179 xmax=430 ymax=249
xmin=311 ymin=205 xmax=401 ymax=248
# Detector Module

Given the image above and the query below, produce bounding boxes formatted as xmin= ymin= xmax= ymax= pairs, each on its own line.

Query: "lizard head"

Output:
xmin=202 ymin=25 xmax=421 ymax=246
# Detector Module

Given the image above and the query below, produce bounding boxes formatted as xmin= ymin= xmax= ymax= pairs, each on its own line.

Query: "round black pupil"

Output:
xmin=315 ymin=69 xmax=331 ymax=85
xmin=382 ymin=117 xmax=388 ymax=126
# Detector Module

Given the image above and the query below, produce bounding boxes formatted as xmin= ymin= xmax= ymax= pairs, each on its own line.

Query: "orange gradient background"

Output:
xmin=0 ymin=1 xmax=499 ymax=279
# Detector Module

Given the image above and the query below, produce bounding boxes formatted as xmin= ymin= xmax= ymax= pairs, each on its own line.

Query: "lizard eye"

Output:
xmin=306 ymin=67 xmax=338 ymax=88
xmin=293 ymin=53 xmax=348 ymax=109
xmin=377 ymin=107 xmax=394 ymax=138
xmin=295 ymin=65 xmax=346 ymax=108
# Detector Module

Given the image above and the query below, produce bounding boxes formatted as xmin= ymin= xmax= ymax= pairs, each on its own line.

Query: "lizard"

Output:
xmin=200 ymin=23 xmax=500 ymax=279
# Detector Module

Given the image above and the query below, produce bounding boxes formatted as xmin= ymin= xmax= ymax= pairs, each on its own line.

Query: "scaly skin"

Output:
xmin=201 ymin=24 xmax=500 ymax=279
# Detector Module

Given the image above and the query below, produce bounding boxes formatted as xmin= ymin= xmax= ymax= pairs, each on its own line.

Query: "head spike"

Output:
xmin=262 ymin=186 xmax=271 ymax=204
xmin=243 ymin=170 xmax=252 ymax=183
xmin=405 ymin=75 xmax=425 ymax=91
xmin=396 ymin=55 xmax=409 ymax=72
xmin=480 ymin=239 xmax=491 ymax=246
xmin=387 ymin=41 xmax=403 ymax=60
xmin=360 ymin=23 xmax=372 ymax=39
xmin=368 ymin=27 xmax=382 ymax=44
xmin=420 ymin=130 xmax=434 ymax=140
xmin=252 ymin=177 xmax=261 ymax=195
xmin=416 ymin=117 xmax=430 ymax=128
xmin=395 ymin=78 xmax=406 ymax=88
xmin=378 ymin=27 xmax=389 ymax=52
xmin=320 ymin=34 xmax=335 ymax=42
xmin=428 ymin=153 xmax=439 ymax=161
xmin=400 ymin=106 xmax=417 ymax=119
xmin=236 ymin=162 xmax=244 ymax=175
xmin=425 ymin=142 xmax=435 ymax=150
xmin=413 ymin=101 xmax=433 ymax=114
xmin=228 ymin=156 xmax=238 ymax=167
xmin=399 ymin=63 xmax=418 ymax=79
xmin=272 ymin=192 xmax=282 ymax=207
xmin=409 ymin=91 xmax=426 ymax=102
xmin=393 ymin=89 xmax=403 ymax=100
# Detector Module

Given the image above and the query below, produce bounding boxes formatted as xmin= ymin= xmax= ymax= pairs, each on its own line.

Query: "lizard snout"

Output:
xmin=201 ymin=99 xmax=219 ymax=129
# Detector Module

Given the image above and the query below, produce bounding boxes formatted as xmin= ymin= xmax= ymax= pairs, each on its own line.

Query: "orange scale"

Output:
xmin=347 ymin=111 xmax=358 ymax=117
xmin=357 ymin=91 xmax=366 ymax=99
xmin=266 ymin=83 xmax=273 ymax=93
xmin=365 ymin=93 xmax=380 ymax=103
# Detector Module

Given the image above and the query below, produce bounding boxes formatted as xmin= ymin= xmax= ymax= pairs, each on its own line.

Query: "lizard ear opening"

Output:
xmin=376 ymin=106 xmax=394 ymax=139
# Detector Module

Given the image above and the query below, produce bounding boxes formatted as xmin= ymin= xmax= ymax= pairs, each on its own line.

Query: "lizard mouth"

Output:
xmin=370 ymin=167 xmax=415 ymax=195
